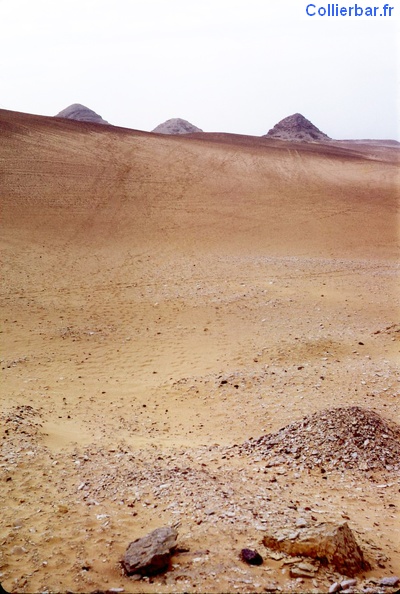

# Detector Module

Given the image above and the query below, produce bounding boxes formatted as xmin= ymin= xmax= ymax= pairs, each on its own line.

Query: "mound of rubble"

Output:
xmin=2 ymin=405 xmax=43 ymax=442
xmin=238 ymin=406 xmax=400 ymax=472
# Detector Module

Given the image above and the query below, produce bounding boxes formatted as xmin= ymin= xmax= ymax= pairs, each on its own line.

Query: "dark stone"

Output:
xmin=240 ymin=548 xmax=263 ymax=565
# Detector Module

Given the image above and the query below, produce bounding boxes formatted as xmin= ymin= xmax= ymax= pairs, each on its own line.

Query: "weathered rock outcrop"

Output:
xmin=263 ymin=522 xmax=370 ymax=577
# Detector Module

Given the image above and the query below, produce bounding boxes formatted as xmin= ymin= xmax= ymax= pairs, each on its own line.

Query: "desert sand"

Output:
xmin=1 ymin=108 xmax=399 ymax=593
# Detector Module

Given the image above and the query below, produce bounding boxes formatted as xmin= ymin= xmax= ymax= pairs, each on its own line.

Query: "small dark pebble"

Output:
xmin=240 ymin=548 xmax=263 ymax=566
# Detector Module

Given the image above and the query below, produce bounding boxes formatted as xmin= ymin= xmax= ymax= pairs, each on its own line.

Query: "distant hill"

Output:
xmin=55 ymin=104 xmax=109 ymax=125
xmin=264 ymin=113 xmax=330 ymax=142
xmin=152 ymin=118 xmax=202 ymax=135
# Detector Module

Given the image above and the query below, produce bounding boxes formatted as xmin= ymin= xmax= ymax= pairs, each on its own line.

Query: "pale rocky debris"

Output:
xmin=341 ymin=578 xmax=357 ymax=588
xmin=238 ymin=406 xmax=400 ymax=473
xmin=380 ymin=576 xmax=400 ymax=587
xmin=289 ymin=565 xmax=317 ymax=578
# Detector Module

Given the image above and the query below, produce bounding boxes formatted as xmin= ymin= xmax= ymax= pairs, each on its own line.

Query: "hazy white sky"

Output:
xmin=1 ymin=0 xmax=398 ymax=139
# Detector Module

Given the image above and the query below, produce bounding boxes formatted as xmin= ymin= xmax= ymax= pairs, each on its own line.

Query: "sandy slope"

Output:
xmin=1 ymin=109 xmax=400 ymax=593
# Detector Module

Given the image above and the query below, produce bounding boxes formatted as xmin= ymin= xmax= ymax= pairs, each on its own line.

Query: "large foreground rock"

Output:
xmin=263 ymin=522 xmax=370 ymax=577
xmin=122 ymin=525 xmax=179 ymax=575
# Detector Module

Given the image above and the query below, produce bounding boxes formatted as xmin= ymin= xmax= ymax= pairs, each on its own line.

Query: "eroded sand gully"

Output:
xmin=1 ymin=110 xmax=400 ymax=593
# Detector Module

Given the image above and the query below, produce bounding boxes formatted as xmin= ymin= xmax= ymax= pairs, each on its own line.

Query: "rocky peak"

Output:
xmin=55 ymin=104 xmax=109 ymax=124
xmin=264 ymin=113 xmax=330 ymax=141
xmin=152 ymin=118 xmax=202 ymax=135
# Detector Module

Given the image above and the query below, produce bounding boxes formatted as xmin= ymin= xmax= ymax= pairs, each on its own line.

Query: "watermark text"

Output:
xmin=304 ymin=3 xmax=396 ymax=18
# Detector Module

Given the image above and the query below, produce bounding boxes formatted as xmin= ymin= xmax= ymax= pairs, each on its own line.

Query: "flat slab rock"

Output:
xmin=263 ymin=521 xmax=370 ymax=577
xmin=122 ymin=525 xmax=179 ymax=576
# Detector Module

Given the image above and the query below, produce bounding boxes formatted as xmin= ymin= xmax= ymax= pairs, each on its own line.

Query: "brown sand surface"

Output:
xmin=1 ymin=109 xmax=400 ymax=593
